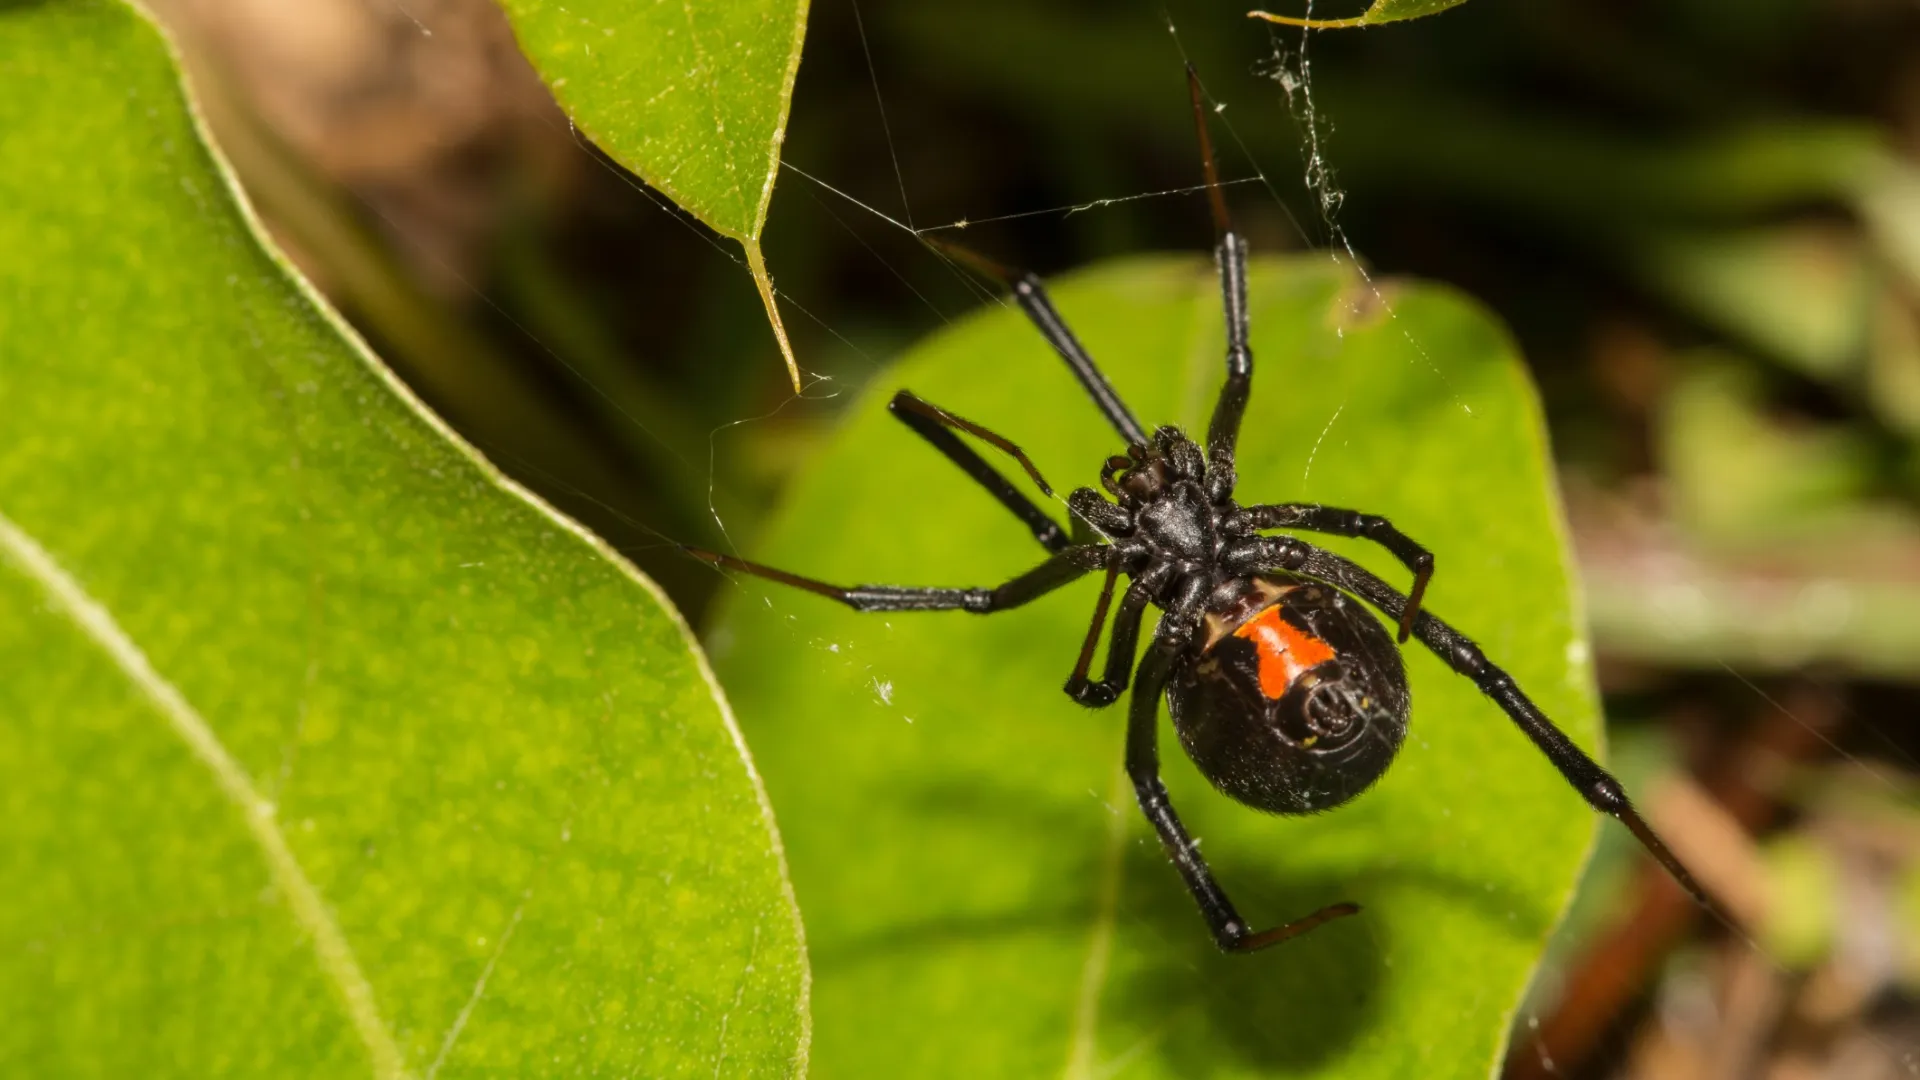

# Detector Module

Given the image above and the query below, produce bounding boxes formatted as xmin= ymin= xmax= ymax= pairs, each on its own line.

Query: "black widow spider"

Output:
xmin=694 ymin=70 xmax=1719 ymax=954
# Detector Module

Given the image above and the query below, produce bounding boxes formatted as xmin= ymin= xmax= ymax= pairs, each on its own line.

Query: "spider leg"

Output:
xmin=923 ymin=238 xmax=1148 ymax=448
xmin=887 ymin=389 xmax=1070 ymax=553
xmin=1065 ymin=564 xmax=1122 ymax=704
xmin=1126 ymin=611 xmax=1362 ymax=953
xmin=1064 ymin=574 xmax=1157 ymax=708
xmin=1185 ymin=67 xmax=1254 ymax=499
xmin=685 ymin=543 xmax=1106 ymax=613
xmin=1240 ymin=502 xmax=1435 ymax=642
xmin=1249 ymin=536 xmax=1729 ymax=924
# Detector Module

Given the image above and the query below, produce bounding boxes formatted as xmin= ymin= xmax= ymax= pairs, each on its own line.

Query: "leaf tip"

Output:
xmin=733 ymin=239 xmax=794 ymax=395
xmin=744 ymin=239 xmax=803 ymax=394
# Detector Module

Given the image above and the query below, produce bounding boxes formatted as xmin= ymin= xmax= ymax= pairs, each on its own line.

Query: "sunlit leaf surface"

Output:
xmin=497 ymin=0 xmax=810 ymax=388
xmin=0 ymin=3 xmax=806 ymax=1075
xmin=713 ymin=253 xmax=1599 ymax=1077
xmin=497 ymin=0 xmax=806 ymax=243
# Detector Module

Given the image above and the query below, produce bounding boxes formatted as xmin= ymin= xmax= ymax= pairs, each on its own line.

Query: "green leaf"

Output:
xmin=497 ymin=0 xmax=805 ymax=243
xmin=0 ymin=3 xmax=806 ymax=1076
xmin=712 ymin=255 xmax=1599 ymax=1077
xmin=496 ymin=0 xmax=811 ymax=389
xmin=1250 ymin=0 xmax=1469 ymax=30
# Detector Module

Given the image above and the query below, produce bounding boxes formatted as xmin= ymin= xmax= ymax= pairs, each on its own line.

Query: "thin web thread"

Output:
xmin=1248 ymin=17 xmax=1466 ymax=412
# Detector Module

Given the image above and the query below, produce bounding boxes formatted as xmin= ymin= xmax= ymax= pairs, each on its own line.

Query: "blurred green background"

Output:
xmin=142 ymin=0 xmax=1920 ymax=1076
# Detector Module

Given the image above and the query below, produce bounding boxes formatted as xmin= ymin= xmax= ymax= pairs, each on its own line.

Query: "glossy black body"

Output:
xmin=1172 ymin=577 xmax=1410 ymax=815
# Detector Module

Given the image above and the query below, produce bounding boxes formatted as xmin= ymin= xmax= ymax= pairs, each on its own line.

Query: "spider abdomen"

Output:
xmin=1168 ymin=576 xmax=1411 ymax=815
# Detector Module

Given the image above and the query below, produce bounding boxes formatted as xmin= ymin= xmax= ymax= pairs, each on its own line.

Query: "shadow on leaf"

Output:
xmin=811 ymin=772 xmax=1554 ymax=1073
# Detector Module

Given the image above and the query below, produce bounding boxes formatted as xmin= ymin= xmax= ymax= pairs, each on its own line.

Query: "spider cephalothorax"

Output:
xmin=1072 ymin=428 xmax=1229 ymax=578
xmin=692 ymin=69 xmax=1720 ymax=954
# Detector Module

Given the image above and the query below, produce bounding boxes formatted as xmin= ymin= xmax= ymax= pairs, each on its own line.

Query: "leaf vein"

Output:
xmin=0 ymin=509 xmax=408 ymax=1080
xmin=1061 ymin=764 xmax=1132 ymax=1080
xmin=426 ymin=899 xmax=525 ymax=1080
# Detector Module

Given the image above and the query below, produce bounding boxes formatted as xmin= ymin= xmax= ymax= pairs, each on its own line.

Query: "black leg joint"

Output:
xmin=1069 ymin=683 xmax=1118 ymax=708
xmin=1585 ymin=774 xmax=1630 ymax=818
xmin=1068 ymin=488 xmax=1132 ymax=538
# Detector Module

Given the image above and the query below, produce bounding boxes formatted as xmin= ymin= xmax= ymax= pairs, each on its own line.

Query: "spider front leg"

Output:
xmin=687 ymin=543 xmax=1105 ymax=613
xmin=922 ymin=238 xmax=1148 ymax=448
xmin=1202 ymin=230 xmax=1251 ymax=490
xmin=1184 ymin=66 xmax=1255 ymax=503
xmin=1126 ymin=611 xmax=1362 ymax=953
xmin=1241 ymin=502 xmax=1436 ymax=641
xmin=886 ymin=389 xmax=1070 ymax=554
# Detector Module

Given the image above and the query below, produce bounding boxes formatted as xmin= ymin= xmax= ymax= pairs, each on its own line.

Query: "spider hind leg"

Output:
xmin=1127 ymin=614 xmax=1364 ymax=952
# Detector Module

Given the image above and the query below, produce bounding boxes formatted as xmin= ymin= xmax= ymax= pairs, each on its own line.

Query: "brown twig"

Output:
xmin=1505 ymin=683 xmax=1844 ymax=1080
